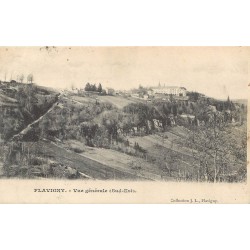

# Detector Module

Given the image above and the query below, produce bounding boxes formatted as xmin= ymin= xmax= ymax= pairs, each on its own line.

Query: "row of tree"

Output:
xmin=5 ymin=73 xmax=34 ymax=84
xmin=84 ymin=83 xmax=103 ymax=92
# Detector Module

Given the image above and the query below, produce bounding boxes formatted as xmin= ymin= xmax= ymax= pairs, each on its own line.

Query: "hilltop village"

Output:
xmin=70 ymin=82 xmax=188 ymax=101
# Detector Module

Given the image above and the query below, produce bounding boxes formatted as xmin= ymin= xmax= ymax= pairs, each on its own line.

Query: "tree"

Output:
xmin=27 ymin=74 xmax=34 ymax=83
xmin=92 ymin=84 xmax=97 ymax=92
xmin=169 ymin=94 xmax=173 ymax=102
xmin=241 ymin=104 xmax=245 ymax=111
xmin=19 ymin=74 xmax=24 ymax=83
xmin=97 ymin=83 xmax=102 ymax=93
xmin=164 ymin=141 xmax=178 ymax=177
xmin=85 ymin=83 xmax=91 ymax=91
xmin=227 ymin=96 xmax=231 ymax=110
xmin=172 ymin=104 xmax=178 ymax=116
xmin=187 ymin=91 xmax=199 ymax=102
xmin=186 ymin=109 xmax=241 ymax=183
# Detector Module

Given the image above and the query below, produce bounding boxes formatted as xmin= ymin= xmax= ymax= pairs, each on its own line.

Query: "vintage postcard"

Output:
xmin=0 ymin=46 xmax=249 ymax=203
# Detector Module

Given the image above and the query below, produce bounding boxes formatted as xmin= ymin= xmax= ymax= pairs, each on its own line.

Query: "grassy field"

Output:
xmin=65 ymin=140 xmax=170 ymax=181
xmin=127 ymin=126 xmax=197 ymax=176
xmin=97 ymin=96 xmax=135 ymax=109
xmin=32 ymin=140 xmax=146 ymax=180
xmin=128 ymin=127 xmax=193 ymax=157
xmin=70 ymin=95 xmax=97 ymax=104
xmin=70 ymin=94 xmax=135 ymax=109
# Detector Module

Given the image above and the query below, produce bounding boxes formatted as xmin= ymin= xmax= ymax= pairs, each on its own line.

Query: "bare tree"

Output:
xmin=186 ymin=110 xmax=239 ymax=183
xmin=27 ymin=74 xmax=34 ymax=84
xmin=19 ymin=74 xmax=24 ymax=83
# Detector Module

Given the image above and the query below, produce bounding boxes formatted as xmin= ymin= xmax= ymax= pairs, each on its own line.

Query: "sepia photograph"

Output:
xmin=0 ymin=46 xmax=249 ymax=203
xmin=1 ymin=2 xmax=250 ymax=250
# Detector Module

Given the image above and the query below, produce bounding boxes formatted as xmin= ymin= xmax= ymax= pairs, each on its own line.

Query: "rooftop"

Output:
xmin=151 ymin=86 xmax=186 ymax=90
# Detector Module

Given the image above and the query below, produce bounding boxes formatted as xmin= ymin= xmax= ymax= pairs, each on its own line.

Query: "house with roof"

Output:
xmin=150 ymin=86 xmax=187 ymax=97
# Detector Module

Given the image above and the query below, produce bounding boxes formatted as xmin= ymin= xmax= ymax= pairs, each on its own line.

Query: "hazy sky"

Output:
xmin=0 ymin=47 xmax=249 ymax=99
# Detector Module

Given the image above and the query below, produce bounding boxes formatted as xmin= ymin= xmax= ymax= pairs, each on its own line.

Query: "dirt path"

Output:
xmin=11 ymin=96 xmax=61 ymax=141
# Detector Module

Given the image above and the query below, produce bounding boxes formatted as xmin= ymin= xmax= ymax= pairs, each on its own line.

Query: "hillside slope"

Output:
xmin=0 ymin=87 xmax=247 ymax=182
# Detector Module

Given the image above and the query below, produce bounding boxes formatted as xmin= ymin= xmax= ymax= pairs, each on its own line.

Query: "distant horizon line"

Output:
xmin=1 ymin=79 xmax=247 ymax=101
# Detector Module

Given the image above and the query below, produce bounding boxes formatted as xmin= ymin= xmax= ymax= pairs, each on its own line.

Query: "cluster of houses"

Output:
xmin=69 ymin=83 xmax=189 ymax=102
xmin=149 ymin=86 xmax=187 ymax=96
xmin=106 ymin=85 xmax=188 ymax=100
xmin=131 ymin=85 xmax=188 ymax=101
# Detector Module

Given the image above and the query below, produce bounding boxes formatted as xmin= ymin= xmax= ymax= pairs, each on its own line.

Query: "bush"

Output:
xmin=29 ymin=157 xmax=46 ymax=166
xmin=72 ymin=147 xmax=84 ymax=153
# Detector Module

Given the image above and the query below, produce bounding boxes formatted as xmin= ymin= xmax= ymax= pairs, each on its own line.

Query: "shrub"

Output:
xmin=72 ymin=147 xmax=84 ymax=153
